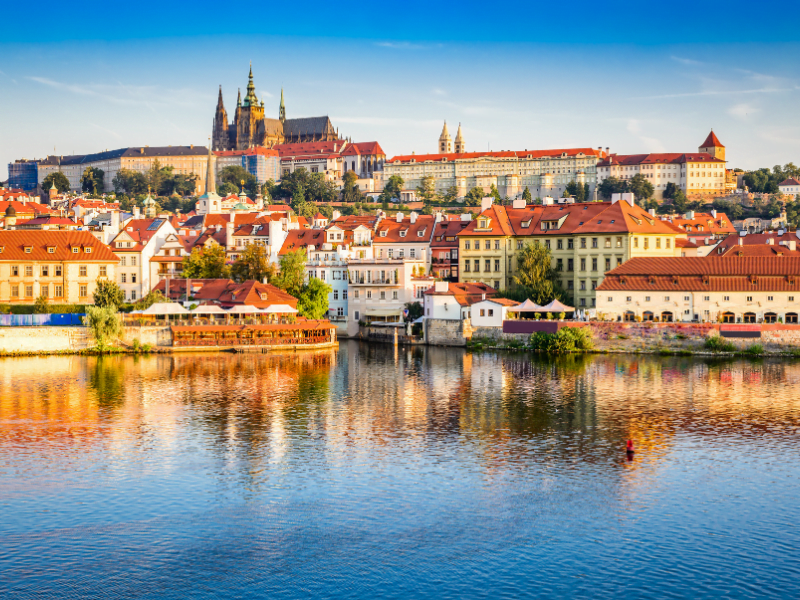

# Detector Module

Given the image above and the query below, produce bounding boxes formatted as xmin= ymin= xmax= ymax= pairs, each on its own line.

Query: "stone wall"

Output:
xmin=0 ymin=326 xmax=91 ymax=353
xmin=425 ymin=318 xmax=473 ymax=347
xmin=121 ymin=326 xmax=172 ymax=347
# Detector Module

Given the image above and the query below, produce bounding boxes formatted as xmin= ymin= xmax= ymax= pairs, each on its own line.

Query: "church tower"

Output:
xmin=699 ymin=129 xmax=725 ymax=161
xmin=212 ymin=86 xmax=230 ymax=151
xmin=454 ymin=123 xmax=465 ymax=153
xmin=279 ymin=88 xmax=286 ymax=123
xmin=439 ymin=121 xmax=453 ymax=153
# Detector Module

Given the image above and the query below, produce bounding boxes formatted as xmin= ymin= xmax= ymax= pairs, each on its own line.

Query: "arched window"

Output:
xmin=624 ymin=311 xmax=636 ymax=322
xmin=661 ymin=311 xmax=673 ymax=322
xmin=352 ymin=161 xmax=355 ymax=171
xmin=643 ymin=311 xmax=654 ymax=321
xmin=764 ymin=312 xmax=777 ymax=324
xmin=743 ymin=312 xmax=757 ymax=323
xmin=722 ymin=312 xmax=736 ymax=323
xmin=786 ymin=312 xmax=798 ymax=324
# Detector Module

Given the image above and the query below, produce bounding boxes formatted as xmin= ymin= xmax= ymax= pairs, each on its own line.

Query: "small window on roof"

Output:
xmin=72 ymin=247 xmax=79 ymax=253
xmin=24 ymin=246 xmax=32 ymax=253
xmin=48 ymin=246 xmax=55 ymax=253
xmin=610 ymin=220 xmax=615 ymax=224
xmin=0 ymin=247 xmax=4 ymax=253
xmin=380 ymin=230 xmax=387 ymax=237
xmin=85 ymin=247 xmax=92 ymax=253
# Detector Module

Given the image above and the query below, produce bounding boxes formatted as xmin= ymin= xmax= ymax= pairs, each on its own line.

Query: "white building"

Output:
xmin=373 ymin=212 xmax=438 ymax=272
xmin=470 ymin=298 xmax=518 ymax=328
xmin=779 ymin=178 xmax=800 ymax=196
xmin=110 ymin=217 xmax=177 ymax=302
xmin=422 ymin=281 xmax=498 ymax=321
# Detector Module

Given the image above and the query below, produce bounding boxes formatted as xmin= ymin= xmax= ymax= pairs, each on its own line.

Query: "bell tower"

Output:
xmin=438 ymin=121 xmax=453 ymax=153
xmin=699 ymin=129 xmax=725 ymax=161
xmin=454 ymin=123 xmax=465 ymax=153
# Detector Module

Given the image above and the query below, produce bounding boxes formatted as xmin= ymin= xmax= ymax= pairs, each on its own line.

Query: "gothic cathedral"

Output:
xmin=212 ymin=66 xmax=341 ymax=151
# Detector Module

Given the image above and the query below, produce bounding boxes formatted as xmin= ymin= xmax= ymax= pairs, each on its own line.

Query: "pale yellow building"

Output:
xmin=0 ymin=230 xmax=119 ymax=304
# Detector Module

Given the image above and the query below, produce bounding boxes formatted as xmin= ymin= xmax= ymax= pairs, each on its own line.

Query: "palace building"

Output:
xmin=212 ymin=66 xmax=341 ymax=151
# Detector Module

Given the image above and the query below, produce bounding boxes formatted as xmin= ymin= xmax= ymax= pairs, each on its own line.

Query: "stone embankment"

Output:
xmin=0 ymin=326 xmax=171 ymax=355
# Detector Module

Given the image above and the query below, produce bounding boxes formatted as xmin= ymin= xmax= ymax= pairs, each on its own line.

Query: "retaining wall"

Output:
xmin=425 ymin=319 xmax=474 ymax=347
xmin=0 ymin=326 xmax=91 ymax=353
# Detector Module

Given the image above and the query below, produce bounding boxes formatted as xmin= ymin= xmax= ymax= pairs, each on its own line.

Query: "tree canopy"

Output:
xmin=464 ymin=186 xmax=485 ymax=206
xmin=218 ymin=165 xmax=259 ymax=198
xmin=378 ymin=175 xmax=404 ymax=203
xmin=81 ymin=167 xmax=105 ymax=195
xmin=416 ymin=175 xmax=437 ymax=204
xmin=42 ymin=172 xmax=70 ymax=193
xmin=93 ymin=279 xmax=124 ymax=308
xmin=297 ymin=278 xmax=332 ymax=319
xmin=509 ymin=242 xmax=571 ymax=305
xmin=274 ymin=249 xmax=307 ymax=298
xmin=565 ymin=181 xmax=590 ymax=202
xmin=627 ymin=174 xmax=654 ymax=203
xmin=181 ymin=244 xmax=231 ymax=279
xmin=231 ymin=244 xmax=277 ymax=283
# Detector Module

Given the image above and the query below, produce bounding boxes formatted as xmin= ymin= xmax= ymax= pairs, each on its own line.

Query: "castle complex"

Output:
xmin=212 ymin=66 xmax=341 ymax=151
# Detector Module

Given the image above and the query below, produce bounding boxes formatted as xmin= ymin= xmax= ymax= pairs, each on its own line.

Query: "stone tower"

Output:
xmin=235 ymin=65 xmax=265 ymax=150
xmin=454 ymin=123 xmax=465 ymax=153
xmin=212 ymin=86 xmax=230 ymax=151
xmin=439 ymin=121 xmax=453 ymax=153
xmin=699 ymin=129 xmax=725 ymax=161
xmin=279 ymin=88 xmax=286 ymax=123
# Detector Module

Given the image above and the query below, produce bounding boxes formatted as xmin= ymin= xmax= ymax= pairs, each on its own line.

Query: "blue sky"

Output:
xmin=2 ymin=1 xmax=799 ymax=180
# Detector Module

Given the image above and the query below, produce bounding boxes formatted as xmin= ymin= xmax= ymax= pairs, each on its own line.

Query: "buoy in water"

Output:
xmin=626 ymin=439 xmax=635 ymax=454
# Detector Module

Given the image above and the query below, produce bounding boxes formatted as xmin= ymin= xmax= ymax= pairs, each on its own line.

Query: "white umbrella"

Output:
xmin=512 ymin=298 xmax=547 ymax=312
xmin=225 ymin=305 xmax=262 ymax=314
xmin=540 ymin=299 xmax=575 ymax=313
xmin=140 ymin=302 xmax=190 ymax=315
xmin=191 ymin=305 xmax=227 ymax=314
xmin=261 ymin=304 xmax=299 ymax=314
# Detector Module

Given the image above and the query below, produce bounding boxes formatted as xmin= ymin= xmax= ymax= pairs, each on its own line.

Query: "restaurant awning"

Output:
xmin=261 ymin=304 xmax=299 ymax=314
xmin=512 ymin=299 xmax=546 ymax=312
xmin=225 ymin=305 xmax=262 ymax=314
xmin=365 ymin=308 xmax=403 ymax=317
xmin=141 ymin=302 xmax=190 ymax=315
xmin=191 ymin=305 xmax=227 ymax=314
xmin=540 ymin=299 xmax=575 ymax=313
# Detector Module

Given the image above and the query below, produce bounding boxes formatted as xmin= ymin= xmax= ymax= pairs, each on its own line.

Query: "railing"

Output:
xmin=173 ymin=335 xmax=331 ymax=347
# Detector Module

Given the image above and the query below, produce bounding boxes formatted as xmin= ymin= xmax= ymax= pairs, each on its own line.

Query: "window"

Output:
xmin=393 ymin=291 xmax=398 ymax=300
xmin=746 ymin=296 xmax=753 ymax=302
xmin=580 ymin=280 xmax=586 ymax=291
xmin=485 ymin=259 xmax=491 ymax=272
xmin=40 ymin=285 xmax=48 ymax=298
xmin=592 ymin=258 xmax=597 ymax=271
xmin=131 ymin=256 xmax=137 ymax=267
xmin=626 ymin=296 xmax=632 ymax=302
xmin=11 ymin=266 xmax=18 ymax=277
xmin=54 ymin=285 xmax=62 ymax=298
xmin=354 ymin=290 xmax=359 ymax=299
xmin=494 ymin=240 xmax=500 ymax=250
xmin=568 ymin=258 xmax=574 ymax=271
xmin=684 ymin=296 xmax=690 ymax=302
xmin=488 ymin=309 xmax=494 ymax=317
xmin=568 ymin=239 xmax=574 ymax=250
xmin=591 ymin=280 xmax=597 ymax=290
xmin=557 ymin=239 xmax=563 ymax=250
xmin=580 ymin=258 xmax=586 ymax=271
xmin=568 ymin=281 xmax=574 ymax=290
xmin=485 ymin=240 xmax=491 ymax=250
xmin=723 ymin=296 xmax=730 ymax=301
xmin=131 ymin=290 xmax=137 ymax=301
xmin=474 ymin=259 xmax=480 ymax=272
xmin=633 ymin=237 xmax=639 ymax=248
xmin=790 ymin=296 xmax=795 ymax=302
xmin=121 ymin=274 xmax=127 ymax=283
xmin=410 ymin=249 xmax=416 ymax=258
xmin=25 ymin=285 xmax=33 ymax=298
xmin=380 ymin=291 xmax=386 ymax=300
xmin=464 ymin=261 xmax=471 ymax=272
xmin=494 ymin=259 xmax=500 ymax=272
xmin=72 ymin=247 xmax=79 ymax=254
xmin=41 ymin=266 xmax=49 ymax=277
xmin=579 ymin=298 xmax=586 ymax=307
xmin=666 ymin=239 xmax=671 ymax=249
xmin=85 ymin=247 xmax=92 ymax=254
xmin=48 ymin=247 xmax=55 ymax=254
xmin=605 ymin=258 xmax=611 ymax=271
xmin=616 ymin=237 xmax=622 ymax=248
xmin=25 ymin=266 xmax=33 ymax=277
xmin=704 ymin=296 xmax=710 ymax=301
xmin=343 ymin=290 xmax=348 ymax=300
xmin=480 ymin=309 xmax=485 ymax=317
xmin=644 ymin=238 xmax=649 ymax=250
xmin=768 ymin=296 xmax=774 ymax=302
xmin=605 ymin=238 xmax=611 ymax=248
xmin=465 ymin=240 xmax=471 ymax=250
xmin=645 ymin=296 xmax=651 ymax=302
xmin=665 ymin=296 xmax=670 ymax=301
xmin=120 ymin=256 xmax=126 ymax=266
xmin=55 ymin=266 xmax=62 ymax=276
xmin=11 ymin=285 xmax=19 ymax=298
xmin=78 ymin=266 xmax=87 ymax=277
xmin=367 ymin=291 xmax=372 ymax=299
xmin=354 ymin=310 xmax=360 ymax=320
xmin=592 ymin=238 xmax=598 ymax=249
xmin=557 ymin=258 xmax=563 ymax=271
xmin=333 ymin=290 xmax=339 ymax=301
xmin=99 ymin=266 xmax=107 ymax=277
xmin=580 ymin=238 xmax=587 ymax=249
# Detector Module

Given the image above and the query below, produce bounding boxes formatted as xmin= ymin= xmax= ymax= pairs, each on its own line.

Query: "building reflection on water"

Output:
xmin=1 ymin=345 xmax=800 ymax=499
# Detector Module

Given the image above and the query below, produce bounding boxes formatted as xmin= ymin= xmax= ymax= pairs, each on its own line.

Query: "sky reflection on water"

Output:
xmin=1 ymin=343 xmax=799 ymax=599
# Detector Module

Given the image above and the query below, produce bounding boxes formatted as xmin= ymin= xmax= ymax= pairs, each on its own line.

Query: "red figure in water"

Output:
xmin=626 ymin=439 xmax=635 ymax=454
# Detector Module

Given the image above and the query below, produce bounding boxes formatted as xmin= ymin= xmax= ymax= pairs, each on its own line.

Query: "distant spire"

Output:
xmin=217 ymin=85 xmax=224 ymax=107
xmin=279 ymin=88 xmax=286 ymax=123
xmin=205 ymin=138 xmax=216 ymax=195
xmin=236 ymin=88 xmax=241 ymax=107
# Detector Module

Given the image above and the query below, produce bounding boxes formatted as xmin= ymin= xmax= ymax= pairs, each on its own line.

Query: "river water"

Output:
xmin=1 ymin=342 xmax=799 ymax=599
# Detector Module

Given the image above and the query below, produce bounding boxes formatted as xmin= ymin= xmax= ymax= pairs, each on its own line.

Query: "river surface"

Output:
xmin=1 ymin=342 xmax=800 ymax=599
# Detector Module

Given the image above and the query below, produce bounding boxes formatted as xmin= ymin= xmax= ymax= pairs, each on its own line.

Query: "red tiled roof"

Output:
xmin=700 ymin=130 xmax=724 ymax=148
xmin=0 ymin=230 xmax=118 ymax=262
xmin=676 ymin=238 xmax=698 ymax=248
xmin=713 ymin=233 xmax=798 ymax=254
xmin=341 ymin=141 xmax=385 ymax=156
xmin=213 ymin=147 xmax=279 ymax=157
xmin=716 ymin=245 xmax=800 ymax=257
xmin=424 ymin=281 xmax=498 ymax=306
xmin=279 ymin=229 xmax=335 ymax=255
xmin=191 ymin=279 xmax=298 ymax=308
xmin=598 ymin=152 xmax=724 ymax=167
xmin=431 ymin=220 xmax=469 ymax=247
xmin=374 ymin=214 xmax=436 ymax=243
xmin=458 ymin=204 xmax=514 ymax=237
xmin=779 ymin=178 xmax=800 ymax=186
xmin=0 ymin=201 xmax=54 ymax=215
xmin=388 ymin=147 xmax=605 ymax=164
xmin=604 ymin=256 xmax=800 ymax=276
xmin=668 ymin=212 xmax=736 ymax=235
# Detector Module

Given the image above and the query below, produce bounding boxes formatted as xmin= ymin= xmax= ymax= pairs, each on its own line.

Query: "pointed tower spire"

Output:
xmin=279 ymin=88 xmax=286 ymax=123
xmin=454 ymin=122 xmax=465 ymax=153
xmin=438 ymin=120 xmax=453 ymax=153
xmin=236 ymin=88 xmax=241 ymax=107
xmin=217 ymin=85 xmax=224 ymax=108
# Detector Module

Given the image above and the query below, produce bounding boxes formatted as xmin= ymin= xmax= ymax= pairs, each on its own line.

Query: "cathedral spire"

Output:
xmin=245 ymin=64 xmax=257 ymax=107
xmin=438 ymin=120 xmax=453 ymax=153
xmin=454 ymin=122 xmax=465 ymax=153
xmin=236 ymin=88 xmax=241 ymax=107
xmin=217 ymin=85 xmax=224 ymax=109
xmin=279 ymin=88 xmax=286 ymax=123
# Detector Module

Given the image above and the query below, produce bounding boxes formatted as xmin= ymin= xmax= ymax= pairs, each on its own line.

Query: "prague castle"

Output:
xmin=212 ymin=66 xmax=341 ymax=151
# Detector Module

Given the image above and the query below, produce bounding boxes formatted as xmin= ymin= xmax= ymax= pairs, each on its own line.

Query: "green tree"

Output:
xmin=671 ymin=190 xmax=688 ymax=214
xmin=597 ymin=176 xmax=628 ymax=200
xmin=305 ymin=172 xmax=338 ymax=204
xmin=565 ymin=181 xmax=590 ymax=202
xmin=181 ymin=244 xmax=231 ymax=279
xmin=316 ymin=204 xmax=334 ymax=219
xmin=83 ymin=306 xmax=122 ymax=350
xmin=133 ymin=290 xmax=168 ymax=311
xmin=93 ymin=279 xmax=124 ymax=308
xmin=231 ymin=244 xmax=277 ymax=283
xmin=217 ymin=182 xmax=239 ymax=196
xmin=628 ymin=174 xmax=654 ymax=203
xmin=512 ymin=243 xmax=570 ymax=305
xmin=42 ymin=172 xmax=70 ymax=193
xmin=441 ymin=185 xmax=458 ymax=204
xmin=274 ymin=248 xmax=307 ymax=298
xmin=416 ymin=175 xmax=438 ymax=204
xmin=663 ymin=182 xmax=680 ymax=199
xmin=378 ymin=175 xmax=404 ymax=203
xmin=297 ymin=277 xmax=332 ymax=319
xmin=33 ymin=294 xmax=49 ymax=314
xmin=488 ymin=184 xmax=502 ymax=203
xmin=112 ymin=169 xmax=148 ymax=195
xmin=219 ymin=165 xmax=258 ymax=197
xmin=522 ymin=187 xmax=532 ymax=203
xmin=147 ymin=159 xmax=166 ymax=194
xmin=81 ymin=167 xmax=105 ymax=194
xmin=405 ymin=301 xmax=423 ymax=321
xmin=464 ymin=186 xmax=485 ymax=206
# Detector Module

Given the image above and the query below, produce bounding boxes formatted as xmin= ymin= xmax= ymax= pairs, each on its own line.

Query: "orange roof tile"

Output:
xmin=0 ymin=230 xmax=118 ymax=262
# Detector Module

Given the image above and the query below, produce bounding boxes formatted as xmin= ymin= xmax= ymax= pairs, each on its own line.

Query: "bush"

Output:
xmin=33 ymin=294 xmax=49 ymax=314
xmin=83 ymin=306 xmax=122 ymax=350
xmin=704 ymin=335 xmax=736 ymax=353
xmin=530 ymin=327 xmax=593 ymax=354
xmin=0 ymin=304 xmax=89 ymax=314
xmin=546 ymin=312 xmax=553 ymax=320
xmin=743 ymin=343 xmax=764 ymax=356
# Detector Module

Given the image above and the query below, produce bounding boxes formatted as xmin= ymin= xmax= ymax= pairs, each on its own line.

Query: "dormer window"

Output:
xmin=399 ymin=230 xmax=407 ymax=237
xmin=85 ymin=247 xmax=92 ymax=253
xmin=48 ymin=246 xmax=55 ymax=253
xmin=380 ymin=230 xmax=387 ymax=237
xmin=521 ymin=219 xmax=531 ymax=228
xmin=260 ymin=293 xmax=267 ymax=300
xmin=24 ymin=246 xmax=32 ymax=253
xmin=480 ymin=220 xmax=487 ymax=228
xmin=72 ymin=247 xmax=79 ymax=253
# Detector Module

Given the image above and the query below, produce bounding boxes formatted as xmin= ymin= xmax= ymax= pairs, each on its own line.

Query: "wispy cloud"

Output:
xmin=89 ymin=123 xmax=123 ymax=140
xmin=26 ymin=76 xmax=199 ymax=107
xmin=728 ymin=102 xmax=760 ymax=120
xmin=632 ymin=87 xmax=792 ymax=100
xmin=626 ymin=119 xmax=665 ymax=152
xmin=432 ymin=88 xmax=446 ymax=96
xmin=334 ymin=116 xmax=441 ymax=127
xmin=375 ymin=41 xmax=442 ymax=50
xmin=671 ymin=55 xmax=703 ymax=66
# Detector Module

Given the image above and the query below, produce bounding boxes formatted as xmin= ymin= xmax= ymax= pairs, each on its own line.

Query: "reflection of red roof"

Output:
xmin=700 ymin=130 xmax=724 ymax=148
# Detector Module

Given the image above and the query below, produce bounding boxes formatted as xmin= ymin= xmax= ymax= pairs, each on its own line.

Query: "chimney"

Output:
xmin=711 ymin=209 xmax=717 ymax=218
xmin=215 ymin=223 xmax=222 ymax=232
xmin=648 ymin=208 xmax=656 ymax=217
xmin=611 ymin=193 xmax=620 ymax=204
xmin=226 ymin=221 xmax=234 ymax=248
xmin=332 ymin=210 xmax=341 ymax=220
xmin=434 ymin=281 xmax=448 ymax=293
xmin=133 ymin=205 xmax=141 ymax=218
xmin=621 ymin=193 xmax=634 ymax=205
xmin=738 ymin=237 xmax=743 ymax=246
xmin=396 ymin=212 xmax=403 ymax=222
xmin=543 ymin=196 xmax=554 ymax=205
xmin=789 ymin=240 xmax=796 ymax=251
xmin=110 ymin=210 xmax=120 ymax=233
xmin=434 ymin=212 xmax=443 ymax=223
xmin=512 ymin=198 xmax=526 ymax=209
xmin=766 ymin=238 xmax=774 ymax=245
xmin=686 ymin=210 xmax=695 ymax=220
xmin=480 ymin=197 xmax=493 ymax=212
xmin=460 ymin=212 xmax=472 ymax=221
xmin=409 ymin=211 xmax=418 ymax=224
